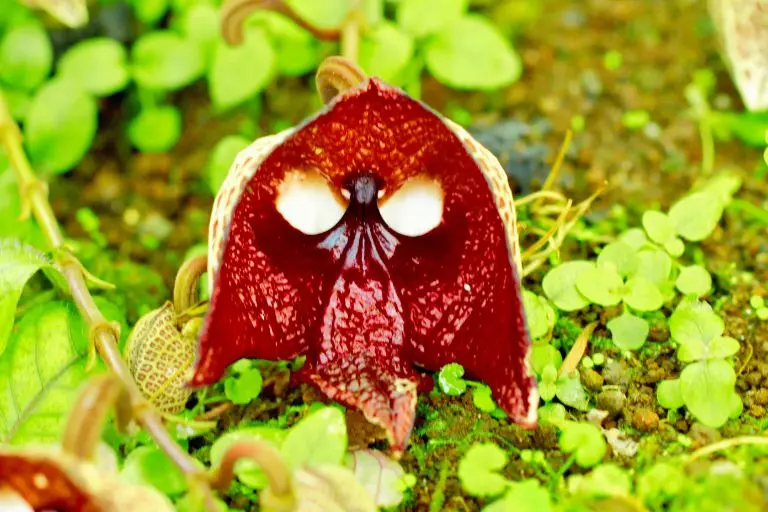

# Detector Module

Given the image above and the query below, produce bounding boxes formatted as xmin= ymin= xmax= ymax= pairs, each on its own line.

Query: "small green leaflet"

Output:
xmin=458 ymin=442 xmax=508 ymax=497
xmin=0 ymin=238 xmax=52 ymax=357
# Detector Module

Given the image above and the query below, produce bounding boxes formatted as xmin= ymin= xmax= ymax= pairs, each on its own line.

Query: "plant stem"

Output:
xmin=341 ymin=0 xmax=362 ymax=63
xmin=0 ymin=91 xmax=218 ymax=509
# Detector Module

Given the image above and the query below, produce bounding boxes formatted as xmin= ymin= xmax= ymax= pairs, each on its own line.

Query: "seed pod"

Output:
xmin=124 ymin=302 xmax=196 ymax=414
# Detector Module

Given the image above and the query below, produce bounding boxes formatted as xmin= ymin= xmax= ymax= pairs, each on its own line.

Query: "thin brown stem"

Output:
xmin=220 ymin=0 xmax=340 ymax=46
xmin=210 ymin=440 xmax=293 ymax=500
xmin=0 ymin=92 xmax=218 ymax=510
xmin=173 ymin=254 xmax=208 ymax=316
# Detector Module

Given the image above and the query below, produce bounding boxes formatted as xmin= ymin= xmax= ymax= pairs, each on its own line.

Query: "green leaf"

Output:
xmin=208 ymin=28 xmax=275 ymax=111
xmin=0 ymin=85 xmax=32 ymax=121
xmin=224 ymin=367 xmax=263 ymax=405
xmin=623 ymin=276 xmax=664 ymax=311
xmin=24 ymin=78 xmax=97 ymax=174
xmin=284 ymin=0 xmax=348 ymax=29
xmin=132 ymin=0 xmax=170 ymax=25
xmin=0 ymin=301 xmax=98 ymax=444
xmin=522 ymin=290 xmax=556 ymax=340
xmin=559 ymin=421 xmax=606 ymax=468
xmin=457 ymin=442 xmax=508 ymax=497
xmin=656 ymin=379 xmax=684 ymax=409
xmin=663 ymin=238 xmax=685 ymax=257
xmin=637 ymin=462 xmax=685 ymax=503
xmin=618 ymin=228 xmax=649 ymax=249
xmin=471 ymin=384 xmax=497 ymax=413
xmin=597 ymin=241 xmax=638 ymax=277
xmin=642 ymin=211 xmax=675 ymax=244
xmin=531 ymin=345 xmax=562 ymax=375
xmin=568 ymin=464 xmax=631 ymax=498
xmin=57 ymin=38 xmax=130 ymax=97
xmin=0 ymin=239 xmax=52 ymax=357
xmin=542 ymin=260 xmax=592 ymax=311
xmin=707 ymin=336 xmax=740 ymax=359
xmin=127 ymin=106 xmax=182 ymax=153
xmin=607 ymin=312 xmax=648 ymax=351
xmin=179 ymin=3 xmax=219 ymax=63
xmin=121 ymin=446 xmax=187 ymax=495
xmin=556 ymin=372 xmax=590 ymax=411
xmin=362 ymin=0 xmax=384 ymax=27
xmin=538 ymin=403 xmax=566 ymax=427
xmin=675 ymin=265 xmax=712 ymax=297
xmin=0 ymin=171 xmax=46 ymax=250
xmin=437 ymin=362 xmax=467 ymax=396
xmin=669 ymin=298 xmax=723 ymax=347
xmin=396 ymin=0 xmax=468 ymax=37
xmin=0 ymin=21 xmax=52 ymax=91
xmin=679 ymin=359 xmax=736 ymax=428
xmin=248 ymin=12 xmax=322 ymax=77
xmin=359 ymin=22 xmax=414 ymax=83
xmin=207 ymin=135 xmax=251 ymax=195
xmin=425 ymin=15 xmax=522 ymax=90
xmin=491 ymin=479 xmax=552 ymax=512
xmin=576 ymin=264 xmax=623 ymax=306
xmin=131 ymin=31 xmax=204 ymax=91
xmin=632 ymin=246 xmax=672 ymax=286
xmin=209 ymin=427 xmax=287 ymax=489
xmin=281 ymin=406 xmax=347 ymax=470
xmin=668 ymin=191 xmax=725 ymax=242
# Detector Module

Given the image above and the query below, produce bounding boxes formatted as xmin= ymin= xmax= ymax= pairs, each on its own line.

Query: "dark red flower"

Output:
xmin=191 ymin=78 xmax=538 ymax=454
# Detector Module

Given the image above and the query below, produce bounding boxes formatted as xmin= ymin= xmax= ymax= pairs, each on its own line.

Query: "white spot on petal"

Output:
xmin=276 ymin=170 xmax=347 ymax=234
xmin=380 ymin=176 xmax=443 ymax=237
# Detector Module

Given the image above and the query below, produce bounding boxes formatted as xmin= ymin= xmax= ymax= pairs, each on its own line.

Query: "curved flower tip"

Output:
xmin=193 ymin=74 xmax=538 ymax=452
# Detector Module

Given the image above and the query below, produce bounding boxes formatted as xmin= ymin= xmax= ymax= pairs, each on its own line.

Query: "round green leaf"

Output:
xmin=457 ymin=443 xmax=508 ymax=497
xmin=281 ymin=406 xmax=347 ymax=470
xmin=58 ymin=38 xmax=130 ymax=97
xmin=556 ymin=373 xmax=590 ymax=411
xmin=359 ymin=22 xmax=414 ymax=83
xmin=669 ymin=298 xmax=723 ymax=347
xmin=120 ymin=446 xmax=187 ymax=495
xmin=225 ymin=367 xmax=263 ymax=405
xmin=656 ymin=379 xmax=684 ymax=409
xmin=559 ymin=421 xmax=606 ymax=468
xmin=679 ymin=359 xmax=736 ymax=428
xmin=127 ymin=106 xmax=181 ymax=153
xmin=618 ymin=228 xmax=649 ymax=250
xmin=24 ymin=78 xmax=97 ymax=174
xmin=132 ymin=0 xmax=170 ymax=25
xmin=597 ymin=241 xmax=638 ymax=277
xmin=0 ymin=85 xmax=31 ymax=121
xmin=668 ymin=191 xmax=725 ymax=241
xmin=396 ymin=0 xmax=468 ymax=37
xmin=623 ymin=276 xmax=664 ymax=311
xmin=707 ymin=336 xmax=740 ymax=359
xmin=632 ymin=246 xmax=672 ymax=286
xmin=207 ymin=135 xmax=251 ymax=194
xmin=663 ymin=237 xmax=684 ymax=257
xmin=542 ymin=260 xmax=592 ymax=311
xmin=208 ymin=28 xmax=275 ymax=111
xmin=471 ymin=384 xmax=497 ymax=412
xmin=531 ymin=345 xmax=563 ymax=375
xmin=576 ymin=265 xmax=623 ymax=306
xmin=437 ymin=362 xmax=467 ymax=396
xmin=0 ymin=21 xmax=52 ymax=91
xmin=675 ymin=265 xmax=712 ymax=297
xmin=425 ymin=14 xmax=522 ymax=90
xmin=131 ymin=31 xmax=204 ymax=91
xmin=642 ymin=210 xmax=675 ymax=244
xmin=607 ymin=312 xmax=648 ymax=351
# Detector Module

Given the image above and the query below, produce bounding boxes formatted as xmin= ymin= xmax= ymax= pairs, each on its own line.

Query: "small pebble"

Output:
xmin=631 ymin=408 xmax=660 ymax=432
xmin=603 ymin=360 xmax=631 ymax=388
xmin=581 ymin=368 xmax=604 ymax=391
xmin=753 ymin=388 xmax=768 ymax=406
xmin=597 ymin=388 xmax=627 ymax=417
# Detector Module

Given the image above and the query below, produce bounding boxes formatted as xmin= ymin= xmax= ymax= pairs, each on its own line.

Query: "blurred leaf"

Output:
xmin=207 ymin=135 xmax=251 ymax=194
xmin=0 ymin=170 xmax=47 ymax=250
xmin=24 ymin=78 xmax=97 ymax=174
xmin=425 ymin=14 xmax=522 ymax=90
xmin=396 ymin=0 xmax=468 ymax=37
xmin=132 ymin=0 xmax=170 ymax=25
xmin=668 ymin=191 xmax=725 ymax=242
xmin=559 ymin=421 xmax=606 ymax=468
xmin=531 ymin=345 xmax=562 ymax=375
xmin=489 ymin=479 xmax=552 ymax=512
xmin=458 ymin=443 xmax=508 ymax=497
xmin=359 ymin=22 xmax=413 ymax=83
xmin=568 ymin=464 xmax=630 ymax=498
xmin=555 ymin=372 xmax=589 ymax=411
xmin=131 ymin=31 xmax=204 ymax=91
xmin=522 ymin=290 xmax=555 ymax=340
xmin=597 ymin=241 xmax=638 ymax=277
xmin=127 ymin=106 xmax=182 ymax=153
xmin=675 ymin=265 xmax=712 ymax=297
xmin=249 ymin=12 xmax=323 ymax=77
xmin=345 ymin=449 xmax=406 ymax=508
xmin=281 ymin=406 xmax=347 ymax=470
xmin=0 ymin=20 xmax=52 ymax=91
xmin=362 ymin=0 xmax=384 ymax=27
xmin=607 ymin=312 xmax=648 ymax=351
xmin=180 ymin=3 xmax=219 ymax=63
xmin=121 ymin=446 xmax=187 ymax=495
xmin=284 ymin=0 xmax=348 ymax=29
xmin=58 ymin=38 xmax=130 ymax=97
xmin=0 ymin=301 xmax=101 ymax=444
xmin=576 ymin=264 xmax=623 ymax=306
xmin=0 ymin=86 xmax=32 ymax=120
xmin=0 ymin=239 xmax=51 ymax=357
xmin=656 ymin=379 xmax=684 ymax=409
xmin=208 ymin=28 xmax=275 ymax=111
xmin=623 ymin=276 xmax=663 ymax=311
